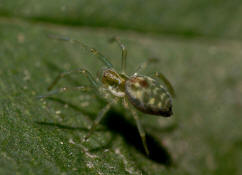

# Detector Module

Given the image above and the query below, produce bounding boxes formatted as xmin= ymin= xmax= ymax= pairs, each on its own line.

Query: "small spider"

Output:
xmin=40 ymin=35 xmax=175 ymax=155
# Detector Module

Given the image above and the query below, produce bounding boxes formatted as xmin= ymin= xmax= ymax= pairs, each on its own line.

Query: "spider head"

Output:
xmin=101 ymin=68 xmax=127 ymax=97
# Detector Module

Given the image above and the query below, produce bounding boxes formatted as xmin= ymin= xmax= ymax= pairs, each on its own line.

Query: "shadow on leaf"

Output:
xmin=103 ymin=110 xmax=173 ymax=166
xmin=37 ymin=97 xmax=174 ymax=166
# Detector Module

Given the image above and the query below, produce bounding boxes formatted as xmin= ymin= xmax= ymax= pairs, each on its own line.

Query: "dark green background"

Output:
xmin=0 ymin=1 xmax=241 ymax=175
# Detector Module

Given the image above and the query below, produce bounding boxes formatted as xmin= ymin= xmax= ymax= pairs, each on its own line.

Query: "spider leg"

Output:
xmin=47 ymin=69 xmax=98 ymax=91
xmin=134 ymin=58 xmax=159 ymax=74
xmin=109 ymin=37 xmax=127 ymax=74
xmin=130 ymin=108 xmax=149 ymax=155
xmin=123 ymin=98 xmax=149 ymax=155
xmin=48 ymin=34 xmax=113 ymax=68
xmin=37 ymin=86 xmax=90 ymax=99
xmin=84 ymin=102 xmax=112 ymax=141
xmin=153 ymin=72 xmax=176 ymax=98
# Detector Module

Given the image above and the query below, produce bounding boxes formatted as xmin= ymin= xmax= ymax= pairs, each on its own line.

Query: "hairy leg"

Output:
xmin=153 ymin=72 xmax=176 ymax=97
xmin=47 ymin=69 xmax=98 ymax=91
xmin=130 ymin=108 xmax=149 ymax=155
xmin=134 ymin=58 xmax=159 ymax=74
xmin=109 ymin=37 xmax=127 ymax=74
xmin=48 ymin=34 xmax=113 ymax=68
xmin=84 ymin=102 xmax=112 ymax=141
xmin=123 ymin=98 xmax=149 ymax=155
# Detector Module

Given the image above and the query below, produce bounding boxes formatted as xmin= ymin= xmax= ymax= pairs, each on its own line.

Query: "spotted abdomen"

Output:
xmin=125 ymin=75 xmax=173 ymax=116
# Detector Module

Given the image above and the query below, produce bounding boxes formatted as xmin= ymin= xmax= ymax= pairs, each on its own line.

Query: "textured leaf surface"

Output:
xmin=0 ymin=1 xmax=242 ymax=175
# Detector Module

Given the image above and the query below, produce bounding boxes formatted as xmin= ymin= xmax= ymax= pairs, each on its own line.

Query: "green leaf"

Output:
xmin=0 ymin=1 xmax=242 ymax=175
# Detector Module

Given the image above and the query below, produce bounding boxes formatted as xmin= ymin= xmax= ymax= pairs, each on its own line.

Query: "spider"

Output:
xmin=40 ymin=35 xmax=175 ymax=155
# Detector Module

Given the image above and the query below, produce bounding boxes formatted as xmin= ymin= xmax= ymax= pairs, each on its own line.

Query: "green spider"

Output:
xmin=40 ymin=36 xmax=175 ymax=155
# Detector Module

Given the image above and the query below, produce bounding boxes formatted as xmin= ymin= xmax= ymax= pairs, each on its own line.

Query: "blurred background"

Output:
xmin=0 ymin=1 xmax=241 ymax=175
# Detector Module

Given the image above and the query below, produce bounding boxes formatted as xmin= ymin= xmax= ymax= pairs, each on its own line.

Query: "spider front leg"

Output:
xmin=48 ymin=35 xmax=113 ymax=68
xmin=109 ymin=37 xmax=127 ymax=74
xmin=84 ymin=102 xmax=112 ymax=141
xmin=153 ymin=72 xmax=176 ymax=98
xmin=47 ymin=69 xmax=98 ymax=91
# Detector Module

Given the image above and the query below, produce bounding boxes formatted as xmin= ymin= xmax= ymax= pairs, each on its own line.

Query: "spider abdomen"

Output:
xmin=125 ymin=76 xmax=173 ymax=116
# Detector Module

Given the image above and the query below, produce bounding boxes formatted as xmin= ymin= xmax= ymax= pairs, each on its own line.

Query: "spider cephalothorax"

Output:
xmin=41 ymin=36 xmax=175 ymax=155
xmin=101 ymin=68 xmax=126 ymax=97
